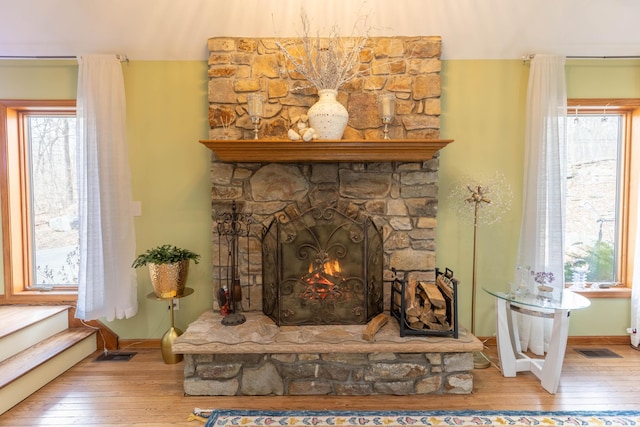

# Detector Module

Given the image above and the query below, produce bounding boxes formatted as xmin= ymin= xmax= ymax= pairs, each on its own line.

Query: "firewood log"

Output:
xmin=406 ymin=306 xmax=422 ymax=317
xmin=434 ymin=306 xmax=446 ymax=316
xmin=418 ymin=281 xmax=446 ymax=309
xmin=436 ymin=275 xmax=454 ymax=298
xmin=362 ymin=313 xmax=389 ymax=341
xmin=419 ymin=309 xmax=436 ymax=325
xmin=407 ymin=315 xmax=420 ymax=323
xmin=434 ymin=306 xmax=448 ymax=324
xmin=409 ymin=320 xmax=424 ymax=329
xmin=405 ymin=278 xmax=421 ymax=316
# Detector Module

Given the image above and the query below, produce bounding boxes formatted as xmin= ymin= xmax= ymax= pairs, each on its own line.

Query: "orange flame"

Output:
xmin=302 ymin=259 xmax=344 ymax=300
xmin=325 ymin=259 xmax=341 ymax=276
xmin=308 ymin=259 xmax=342 ymax=276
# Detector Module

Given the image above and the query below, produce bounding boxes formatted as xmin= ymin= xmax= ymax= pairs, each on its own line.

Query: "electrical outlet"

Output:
xmin=171 ymin=299 xmax=179 ymax=310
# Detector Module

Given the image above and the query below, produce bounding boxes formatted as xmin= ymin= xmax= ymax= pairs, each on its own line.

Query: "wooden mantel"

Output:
xmin=200 ymin=139 xmax=453 ymax=163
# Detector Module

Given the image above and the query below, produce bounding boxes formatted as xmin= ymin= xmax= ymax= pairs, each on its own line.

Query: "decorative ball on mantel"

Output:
xmin=288 ymin=114 xmax=317 ymax=141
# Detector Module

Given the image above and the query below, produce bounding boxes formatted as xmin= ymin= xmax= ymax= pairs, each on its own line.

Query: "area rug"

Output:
xmin=194 ymin=409 xmax=640 ymax=427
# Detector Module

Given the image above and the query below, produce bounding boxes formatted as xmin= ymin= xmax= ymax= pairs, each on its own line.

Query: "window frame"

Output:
xmin=1 ymin=99 xmax=78 ymax=304
xmin=567 ymin=98 xmax=640 ymax=299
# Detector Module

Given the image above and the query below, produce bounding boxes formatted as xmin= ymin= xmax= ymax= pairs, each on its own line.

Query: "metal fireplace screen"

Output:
xmin=262 ymin=206 xmax=384 ymax=326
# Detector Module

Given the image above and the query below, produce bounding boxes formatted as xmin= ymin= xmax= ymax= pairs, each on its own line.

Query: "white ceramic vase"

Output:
xmin=307 ymin=89 xmax=348 ymax=140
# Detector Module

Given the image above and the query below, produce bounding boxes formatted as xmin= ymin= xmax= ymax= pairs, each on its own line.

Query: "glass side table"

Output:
xmin=147 ymin=287 xmax=194 ymax=364
xmin=483 ymin=288 xmax=590 ymax=394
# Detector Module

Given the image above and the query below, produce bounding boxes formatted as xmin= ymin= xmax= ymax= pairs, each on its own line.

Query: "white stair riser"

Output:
xmin=0 ymin=334 xmax=96 ymax=416
xmin=0 ymin=310 xmax=69 ymax=363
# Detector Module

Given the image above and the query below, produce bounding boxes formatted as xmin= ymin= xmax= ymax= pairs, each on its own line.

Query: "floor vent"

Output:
xmin=574 ymin=348 xmax=622 ymax=358
xmin=93 ymin=351 xmax=137 ymax=362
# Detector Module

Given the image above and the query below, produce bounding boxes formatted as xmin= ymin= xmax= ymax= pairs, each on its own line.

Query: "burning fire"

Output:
xmin=309 ymin=259 xmax=342 ymax=276
xmin=302 ymin=258 xmax=344 ymax=300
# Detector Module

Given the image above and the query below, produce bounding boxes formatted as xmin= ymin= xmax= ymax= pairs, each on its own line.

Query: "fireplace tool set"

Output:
xmin=215 ymin=201 xmax=257 ymax=326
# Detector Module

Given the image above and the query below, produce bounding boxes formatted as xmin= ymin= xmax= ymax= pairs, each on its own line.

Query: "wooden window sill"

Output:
xmin=570 ymin=287 xmax=631 ymax=298
xmin=0 ymin=289 xmax=78 ymax=305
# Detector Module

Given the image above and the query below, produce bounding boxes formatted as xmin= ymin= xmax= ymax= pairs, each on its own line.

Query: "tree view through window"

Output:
xmin=564 ymin=109 xmax=621 ymax=287
xmin=27 ymin=114 xmax=79 ymax=288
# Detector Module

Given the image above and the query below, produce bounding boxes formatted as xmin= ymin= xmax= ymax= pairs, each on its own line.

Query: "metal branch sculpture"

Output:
xmin=450 ymin=172 xmax=512 ymax=368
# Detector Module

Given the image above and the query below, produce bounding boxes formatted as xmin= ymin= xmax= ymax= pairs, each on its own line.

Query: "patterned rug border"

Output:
xmin=200 ymin=409 xmax=640 ymax=427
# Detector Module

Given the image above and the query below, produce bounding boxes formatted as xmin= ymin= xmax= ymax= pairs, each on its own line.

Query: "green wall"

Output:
xmin=114 ymin=61 xmax=213 ymax=338
xmin=438 ymin=60 xmax=527 ymax=337
xmin=0 ymin=58 xmax=637 ymax=339
xmin=438 ymin=59 xmax=640 ymax=337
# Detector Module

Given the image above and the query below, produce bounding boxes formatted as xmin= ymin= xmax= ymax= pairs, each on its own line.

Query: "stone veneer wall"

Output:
xmin=184 ymin=351 xmax=473 ymax=396
xmin=207 ymin=36 xmax=443 ymax=312
xmin=207 ymin=36 xmax=442 ymax=141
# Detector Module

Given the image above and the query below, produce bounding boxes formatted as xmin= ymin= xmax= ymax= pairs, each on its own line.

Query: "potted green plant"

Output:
xmin=132 ymin=244 xmax=200 ymax=298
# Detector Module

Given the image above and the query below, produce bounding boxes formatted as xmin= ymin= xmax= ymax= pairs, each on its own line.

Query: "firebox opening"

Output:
xmin=303 ymin=257 xmax=345 ymax=301
xmin=262 ymin=204 xmax=384 ymax=326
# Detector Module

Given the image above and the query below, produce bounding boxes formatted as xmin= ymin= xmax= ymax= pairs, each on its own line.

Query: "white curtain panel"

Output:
xmin=75 ymin=54 xmax=138 ymax=321
xmin=632 ymin=210 xmax=640 ymax=348
xmin=516 ymin=54 xmax=567 ymax=355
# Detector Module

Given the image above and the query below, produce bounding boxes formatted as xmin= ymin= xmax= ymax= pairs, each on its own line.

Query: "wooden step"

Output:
xmin=0 ymin=327 xmax=97 ymax=415
xmin=0 ymin=305 xmax=70 ymax=362
xmin=0 ymin=305 xmax=70 ymax=339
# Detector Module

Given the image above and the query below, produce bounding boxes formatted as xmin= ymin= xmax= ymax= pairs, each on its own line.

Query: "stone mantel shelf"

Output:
xmin=200 ymin=139 xmax=454 ymax=163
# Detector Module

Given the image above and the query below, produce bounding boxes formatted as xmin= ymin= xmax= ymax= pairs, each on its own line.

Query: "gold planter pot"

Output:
xmin=148 ymin=260 xmax=189 ymax=298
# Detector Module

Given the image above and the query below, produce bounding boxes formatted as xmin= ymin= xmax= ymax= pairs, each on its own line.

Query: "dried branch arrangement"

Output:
xmin=276 ymin=10 xmax=370 ymax=91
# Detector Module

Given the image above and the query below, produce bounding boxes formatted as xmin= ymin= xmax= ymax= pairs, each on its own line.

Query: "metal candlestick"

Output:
xmin=382 ymin=117 xmax=392 ymax=140
xmin=247 ymin=93 xmax=264 ymax=140
xmin=378 ymin=94 xmax=396 ymax=140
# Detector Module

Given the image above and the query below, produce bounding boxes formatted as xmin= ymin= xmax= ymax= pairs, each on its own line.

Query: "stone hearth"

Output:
xmin=173 ymin=312 xmax=482 ymax=396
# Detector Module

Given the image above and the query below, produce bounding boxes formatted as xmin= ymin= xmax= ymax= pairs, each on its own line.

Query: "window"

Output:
xmin=565 ymin=99 xmax=640 ymax=296
xmin=1 ymin=100 xmax=78 ymax=302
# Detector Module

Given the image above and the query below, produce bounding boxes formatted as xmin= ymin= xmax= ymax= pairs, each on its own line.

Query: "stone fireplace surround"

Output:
xmin=205 ymin=35 xmax=447 ymax=312
xmin=172 ymin=35 xmax=483 ymax=396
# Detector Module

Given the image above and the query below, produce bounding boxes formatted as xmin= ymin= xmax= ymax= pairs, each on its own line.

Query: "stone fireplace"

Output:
xmin=206 ymin=35 xmax=446 ymax=314
xmin=171 ymin=35 xmax=483 ymax=396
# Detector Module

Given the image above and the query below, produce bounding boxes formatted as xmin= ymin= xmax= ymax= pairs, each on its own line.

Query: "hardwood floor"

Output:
xmin=1 ymin=343 xmax=639 ymax=426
